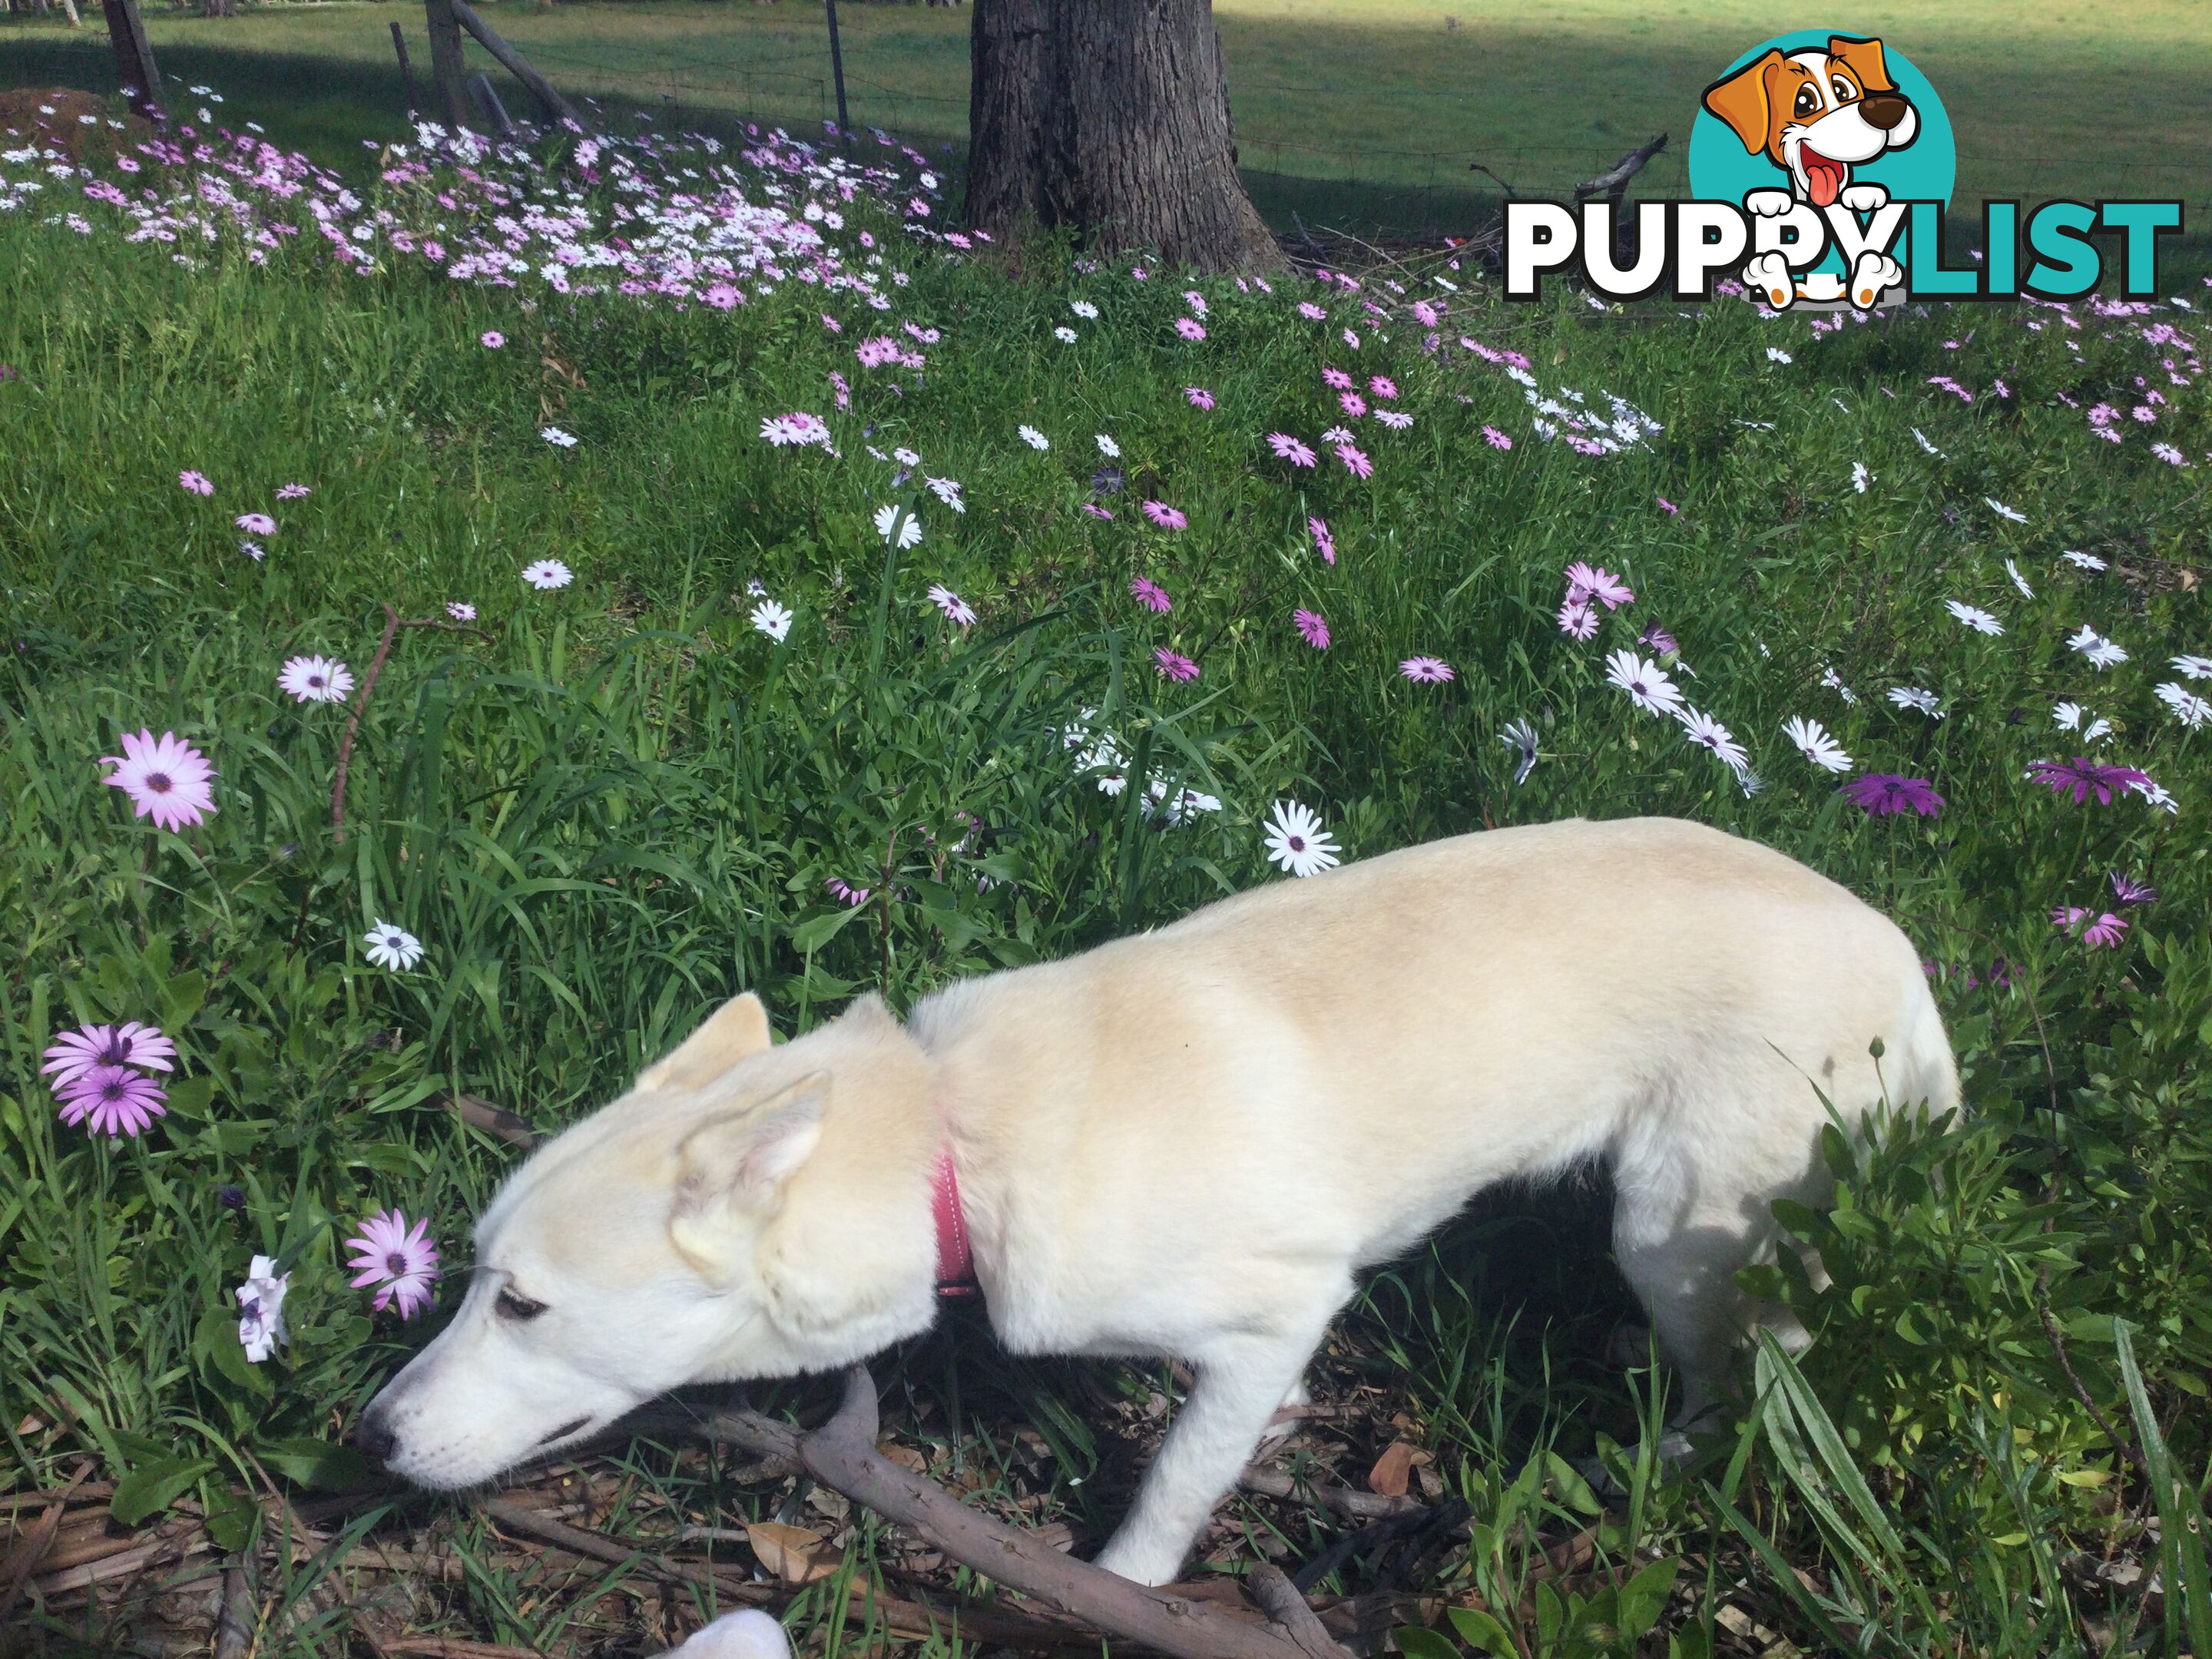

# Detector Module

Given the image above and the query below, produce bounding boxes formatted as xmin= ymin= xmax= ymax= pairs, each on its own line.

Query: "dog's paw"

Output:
xmin=1743 ymin=188 xmax=1795 ymax=218
xmin=665 ymin=1611 xmax=791 ymax=1659
xmin=1838 ymin=182 xmax=1890 ymax=214
xmin=1094 ymin=1532 xmax=1187 ymax=1588
xmin=1743 ymin=251 xmax=1796 ymax=309
xmin=1798 ymin=271 xmax=1846 ymax=303
xmin=1849 ymin=250 xmax=1904 ymax=310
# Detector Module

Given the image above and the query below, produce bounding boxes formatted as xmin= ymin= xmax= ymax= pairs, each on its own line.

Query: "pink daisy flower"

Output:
xmin=1268 ymin=433 xmax=1317 ymax=468
xmin=1293 ymin=608 xmax=1330 ymax=649
xmin=1482 ymin=426 xmax=1512 ymax=450
xmin=1322 ymin=368 xmax=1354 ymax=390
xmin=1082 ymin=502 xmax=1116 ymax=520
xmin=1369 ymin=376 xmax=1398 ymax=399
xmin=345 ymin=1208 xmax=442 ymax=1320
xmin=1130 ymin=576 xmax=1173 ymax=613
xmin=42 ymin=1022 xmax=175 ymax=1088
xmin=1335 ymin=443 xmax=1373 ymax=479
xmin=1339 ymin=391 xmax=1368 ymax=418
xmin=445 ymin=601 xmax=476 ymax=621
xmin=1656 ymin=495 xmax=1678 ymax=514
xmin=1174 ymin=317 xmax=1207 ymax=341
xmin=276 ymin=482 xmax=312 ymax=501
xmin=101 ymin=729 xmax=217 ymax=832
xmin=480 ymin=331 xmax=505 ymax=349
xmin=1142 ymin=501 xmax=1188 ymax=530
xmin=1565 ymin=562 xmax=1634 ymax=609
xmin=1309 ymin=516 xmax=1336 ymax=565
xmin=1154 ymin=647 xmax=1200 ymax=682
xmin=56 ymin=1065 xmax=167 ymax=1138
xmin=1399 ymin=656 xmax=1455 ymax=684
xmin=177 ymin=470 xmax=214 ymax=496
xmin=1298 ymin=302 xmax=1327 ymax=320
xmin=1184 ymin=386 xmax=1215 ymax=409
xmin=236 ymin=512 xmax=276 ymax=537
xmin=1558 ymin=598 xmax=1599 ymax=640
xmin=927 ymin=584 xmax=977 ymax=627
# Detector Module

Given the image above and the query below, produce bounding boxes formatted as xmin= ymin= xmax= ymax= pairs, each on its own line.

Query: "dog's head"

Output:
xmin=1701 ymin=36 xmax=1918 ymax=207
xmin=355 ymin=992 xmax=938 ymax=1488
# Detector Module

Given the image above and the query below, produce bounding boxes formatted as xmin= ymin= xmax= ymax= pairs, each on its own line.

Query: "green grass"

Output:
xmin=2 ymin=92 xmax=2211 ymax=1658
xmin=5 ymin=0 xmax=2211 ymax=234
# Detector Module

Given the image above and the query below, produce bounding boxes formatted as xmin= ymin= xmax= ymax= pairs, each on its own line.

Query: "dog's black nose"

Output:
xmin=353 ymin=1412 xmax=398 ymax=1468
xmin=1859 ymin=93 xmax=1909 ymax=131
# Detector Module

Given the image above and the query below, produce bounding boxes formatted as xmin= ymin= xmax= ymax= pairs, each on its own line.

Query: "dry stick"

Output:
xmin=1571 ymin=134 xmax=1668 ymax=204
xmin=330 ymin=605 xmax=495 ymax=843
xmin=701 ymin=1367 xmax=1359 ymax=1659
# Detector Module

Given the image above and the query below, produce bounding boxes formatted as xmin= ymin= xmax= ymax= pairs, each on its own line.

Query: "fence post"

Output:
xmin=823 ymin=0 xmax=851 ymax=142
xmin=422 ymin=0 xmax=473 ymax=131
xmin=101 ymin=0 xmax=162 ymax=121
xmin=389 ymin=22 xmax=424 ymax=114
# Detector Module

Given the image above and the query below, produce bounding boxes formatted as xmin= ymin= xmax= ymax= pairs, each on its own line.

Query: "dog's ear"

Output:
xmin=1701 ymin=49 xmax=1783 ymax=154
xmin=668 ymin=1073 xmax=827 ymax=1277
xmin=1826 ymin=35 xmax=1895 ymax=94
xmin=639 ymin=992 xmax=773 ymax=1094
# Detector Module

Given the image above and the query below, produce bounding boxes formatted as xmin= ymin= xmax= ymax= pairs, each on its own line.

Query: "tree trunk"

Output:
xmin=967 ymin=0 xmax=1282 ymax=273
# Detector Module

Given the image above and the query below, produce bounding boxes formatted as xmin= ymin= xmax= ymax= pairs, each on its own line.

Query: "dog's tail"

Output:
xmin=1886 ymin=974 xmax=1961 ymax=1122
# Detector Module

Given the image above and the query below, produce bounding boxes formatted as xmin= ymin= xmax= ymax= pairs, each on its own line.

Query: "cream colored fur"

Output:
xmin=359 ymin=816 xmax=1955 ymax=1586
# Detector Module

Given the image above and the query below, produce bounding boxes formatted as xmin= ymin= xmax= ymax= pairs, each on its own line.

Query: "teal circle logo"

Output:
xmin=1689 ymin=32 xmax=1954 ymax=279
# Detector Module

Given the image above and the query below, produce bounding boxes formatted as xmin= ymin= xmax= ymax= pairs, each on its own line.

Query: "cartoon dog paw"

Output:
xmin=1743 ymin=188 xmax=1795 ymax=218
xmin=1849 ymin=250 xmax=1904 ymax=310
xmin=1743 ymin=250 xmax=1796 ymax=309
xmin=1839 ymin=183 xmax=1890 ymax=214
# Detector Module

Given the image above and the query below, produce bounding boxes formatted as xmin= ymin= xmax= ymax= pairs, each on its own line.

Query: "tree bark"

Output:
xmin=968 ymin=0 xmax=1282 ymax=273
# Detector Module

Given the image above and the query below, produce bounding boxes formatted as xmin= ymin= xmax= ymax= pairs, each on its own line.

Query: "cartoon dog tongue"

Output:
xmin=1801 ymin=149 xmax=1845 ymax=207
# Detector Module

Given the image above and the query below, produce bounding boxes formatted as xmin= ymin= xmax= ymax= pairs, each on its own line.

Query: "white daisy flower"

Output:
xmin=1055 ymin=326 xmax=1078 ymax=343
xmin=2154 ymin=682 xmax=2210 ymax=728
xmin=1766 ymin=347 xmax=1793 ymax=364
xmin=1888 ymin=687 xmax=1944 ymax=718
xmin=2068 ymin=625 xmax=2128 ymax=669
xmin=1261 ymin=800 xmax=1341 ymax=879
xmin=892 ymin=446 xmax=922 ymax=466
xmin=522 ymin=558 xmax=573 ymax=590
xmin=1820 ymin=665 xmax=1859 ymax=704
xmin=750 ymin=600 xmax=794 ymax=642
xmin=277 ymin=654 xmax=354 ymax=705
xmin=1095 ymin=433 xmax=1121 ymax=459
xmin=1017 ymin=424 xmax=1049 ymax=450
xmin=926 ymin=475 xmax=965 ymax=512
xmin=2129 ymin=776 xmax=2178 ymax=814
xmin=1499 ymin=718 xmax=1539 ymax=785
xmin=1985 ymin=496 xmax=2028 ymax=523
xmin=363 ymin=921 xmax=424 ymax=972
xmin=2005 ymin=559 xmax=2034 ymax=599
xmin=540 ymin=426 xmax=578 ymax=448
xmin=1677 ymin=707 xmax=1749 ymax=775
xmin=1945 ymin=601 xmax=2003 ymax=636
xmin=1150 ymin=780 xmax=1222 ymax=824
xmin=926 ymin=584 xmax=976 ymax=627
xmin=1782 ymin=716 xmax=1852 ymax=773
xmin=1850 ymin=462 xmax=1871 ymax=493
xmin=1069 ymin=300 xmax=1099 ymax=320
xmin=2169 ymin=654 xmax=2212 ymax=680
xmin=1604 ymin=650 xmax=1686 ymax=718
xmin=873 ymin=504 xmax=923 ymax=548
xmin=1911 ymin=427 xmax=1944 ymax=458
xmin=235 ymin=1255 xmax=290 ymax=1363
xmin=2061 ymin=550 xmax=2108 ymax=571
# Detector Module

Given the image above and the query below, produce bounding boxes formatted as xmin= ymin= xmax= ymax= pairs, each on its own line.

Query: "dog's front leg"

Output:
xmin=1094 ymin=1334 xmax=1320 ymax=1586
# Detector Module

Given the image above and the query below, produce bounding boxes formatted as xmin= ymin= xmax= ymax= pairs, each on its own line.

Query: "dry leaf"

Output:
xmin=879 ymin=1443 xmax=928 ymax=1473
xmin=1368 ymin=1439 xmax=1421 ymax=1496
xmin=744 ymin=1519 xmax=839 ymax=1584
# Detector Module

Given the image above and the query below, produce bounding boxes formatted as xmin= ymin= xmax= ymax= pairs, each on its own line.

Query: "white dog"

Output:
xmin=357 ymin=817 xmax=1955 ymax=1587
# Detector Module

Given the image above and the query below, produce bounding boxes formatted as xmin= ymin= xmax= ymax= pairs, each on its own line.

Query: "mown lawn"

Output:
xmin=4 ymin=0 xmax=2211 ymax=232
xmin=2 ymin=84 xmax=2211 ymax=1659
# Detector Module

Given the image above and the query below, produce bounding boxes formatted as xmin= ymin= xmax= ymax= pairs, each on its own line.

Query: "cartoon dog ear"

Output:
xmin=668 ymin=1073 xmax=828 ymax=1277
xmin=1701 ymin=49 xmax=1784 ymax=155
xmin=1826 ymin=35 xmax=1896 ymax=94
xmin=639 ymin=992 xmax=773 ymax=1094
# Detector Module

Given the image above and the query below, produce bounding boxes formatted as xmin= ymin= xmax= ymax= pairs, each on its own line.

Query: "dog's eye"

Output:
xmin=1793 ymin=85 xmax=1821 ymax=117
xmin=1830 ymin=77 xmax=1856 ymax=103
xmin=497 ymin=1287 xmax=548 ymax=1322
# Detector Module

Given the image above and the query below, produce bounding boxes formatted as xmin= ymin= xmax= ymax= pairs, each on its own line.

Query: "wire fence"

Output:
xmin=139 ymin=1 xmax=2210 ymax=244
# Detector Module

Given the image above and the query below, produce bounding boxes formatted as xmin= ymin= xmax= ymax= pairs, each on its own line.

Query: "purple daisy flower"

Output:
xmin=42 ymin=1022 xmax=176 ymax=1088
xmin=2026 ymin=757 xmax=2151 ymax=806
xmin=2111 ymin=872 xmax=2160 ymax=906
xmin=57 ymin=1065 xmax=167 ymax=1137
xmin=1399 ymin=655 xmax=1455 ymax=684
xmin=1293 ymin=608 xmax=1330 ymax=649
xmin=1184 ymin=386 xmax=1215 ymax=409
xmin=1268 ymin=433 xmax=1317 ymax=469
xmin=1840 ymin=774 xmax=1945 ymax=818
xmin=1141 ymin=501 xmax=1187 ymax=531
xmin=1129 ymin=576 xmax=1173 ymax=613
xmin=1153 ymin=647 xmax=1200 ymax=682
xmin=345 ymin=1208 xmax=442 ymax=1320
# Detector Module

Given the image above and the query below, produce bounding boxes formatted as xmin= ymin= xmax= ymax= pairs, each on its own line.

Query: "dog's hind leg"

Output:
xmin=1094 ymin=1322 xmax=1333 ymax=1586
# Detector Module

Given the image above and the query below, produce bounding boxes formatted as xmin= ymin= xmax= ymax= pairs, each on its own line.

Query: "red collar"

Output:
xmin=931 ymin=1148 xmax=979 ymax=1297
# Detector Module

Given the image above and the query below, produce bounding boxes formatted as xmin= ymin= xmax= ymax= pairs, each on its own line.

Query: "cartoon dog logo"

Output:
xmin=1701 ymin=35 xmax=1919 ymax=306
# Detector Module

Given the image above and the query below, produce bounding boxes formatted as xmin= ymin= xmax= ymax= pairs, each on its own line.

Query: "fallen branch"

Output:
xmin=1237 ymin=1468 xmax=1424 ymax=1522
xmin=330 ymin=604 xmax=495 ymax=843
xmin=698 ymin=1366 xmax=1359 ymax=1659
xmin=446 ymin=0 xmax=585 ymax=131
xmin=1573 ymin=133 xmax=1669 ymax=204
